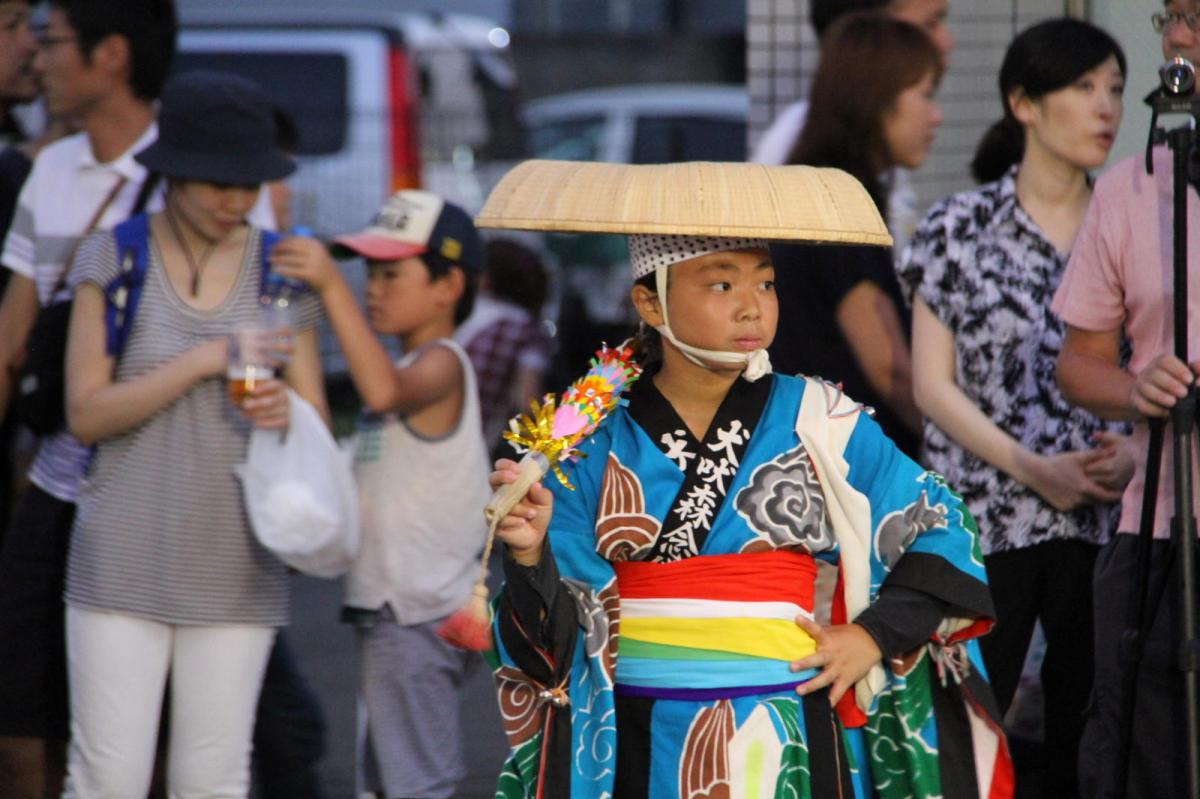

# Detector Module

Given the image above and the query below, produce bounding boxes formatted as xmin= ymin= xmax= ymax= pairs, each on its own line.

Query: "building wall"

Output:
xmin=747 ymin=0 xmax=1074 ymax=216
xmin=1090 ymin=1 xmax=1165 ymax=167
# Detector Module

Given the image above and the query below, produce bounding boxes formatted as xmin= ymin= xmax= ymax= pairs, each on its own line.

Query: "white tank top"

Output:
xmin=345 ymin=339 xmax=493 ymax=625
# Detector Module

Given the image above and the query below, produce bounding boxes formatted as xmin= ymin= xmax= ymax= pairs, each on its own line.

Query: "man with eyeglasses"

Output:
xmin=1153 ymin=4 xmax=1200 ymax=36
xmin=0 ymin=2 xmax=178 ymax=796
xmin=1053 ymin=2 xmax=1200 ymax=797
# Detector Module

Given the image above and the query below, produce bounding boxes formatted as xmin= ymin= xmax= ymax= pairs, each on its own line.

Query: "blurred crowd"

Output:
xmin=0 ymin=0 xmax=1195 ymax=798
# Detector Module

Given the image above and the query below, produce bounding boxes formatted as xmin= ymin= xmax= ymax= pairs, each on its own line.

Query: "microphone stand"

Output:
xmin=1118 ymin=92 xmax=1200 ymax=799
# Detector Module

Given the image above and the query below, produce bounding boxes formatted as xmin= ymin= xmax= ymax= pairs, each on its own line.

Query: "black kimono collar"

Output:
xmin=625 ymin=373 xmax=773 ymax=561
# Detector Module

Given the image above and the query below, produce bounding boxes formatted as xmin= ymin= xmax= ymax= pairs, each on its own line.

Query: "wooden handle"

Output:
xmin=484 ymin=452 xmax=550 ymax=523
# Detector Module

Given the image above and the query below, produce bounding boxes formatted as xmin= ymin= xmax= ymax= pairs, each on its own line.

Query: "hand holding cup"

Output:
xmin=227 ymin=328 xmax=284 ymax=408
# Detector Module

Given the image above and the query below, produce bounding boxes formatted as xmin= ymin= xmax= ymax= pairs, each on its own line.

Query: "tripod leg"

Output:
xmin=1116 ymin=419 xmax=1165 ymax=799
xmin=1172 ymin=397 xmax=1200 ymax=799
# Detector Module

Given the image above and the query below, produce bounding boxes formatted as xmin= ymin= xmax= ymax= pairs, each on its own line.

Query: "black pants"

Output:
xmin=252 ymin=634 xmax=328 ymax=799
xmin=979 ymin=539 xmax=1098 ymax=799
xmin=1080 ymin=534 xmax=1187 ymax=799
xmin=0 ymin=484 xmax=74 ymax=739
xmin=0 ymin=415 xmax=17 ymax=550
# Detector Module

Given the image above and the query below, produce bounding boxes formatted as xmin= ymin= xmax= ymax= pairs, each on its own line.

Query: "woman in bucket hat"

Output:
xmin=58 ymin=71 xmax=328 ymax=796
xmin=480 ymin=160 xmax=1011 ymax=798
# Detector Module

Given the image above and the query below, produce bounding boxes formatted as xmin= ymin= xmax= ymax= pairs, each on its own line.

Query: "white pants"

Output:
xmin=62 ymin=606 xmax=276 ymax=799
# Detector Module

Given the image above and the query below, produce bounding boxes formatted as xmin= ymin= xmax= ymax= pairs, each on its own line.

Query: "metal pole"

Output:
xmin=1168 ymin=124 xmax=1200 ymax=799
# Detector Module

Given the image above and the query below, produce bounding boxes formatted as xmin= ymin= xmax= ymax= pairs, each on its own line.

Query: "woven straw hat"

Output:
xmin=475 ymin=160 xmax=892 ymax=247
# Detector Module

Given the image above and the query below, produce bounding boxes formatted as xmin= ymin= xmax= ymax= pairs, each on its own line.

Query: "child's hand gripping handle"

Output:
xmin=439 ymin=450 xmax=551 ymax=652
xmin=484 ymin=451 xmax=551 ymax=524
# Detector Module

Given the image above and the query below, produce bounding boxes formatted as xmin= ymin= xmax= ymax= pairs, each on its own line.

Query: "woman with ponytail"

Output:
xmin=898 ymin=18 xmax=1128 ymax=797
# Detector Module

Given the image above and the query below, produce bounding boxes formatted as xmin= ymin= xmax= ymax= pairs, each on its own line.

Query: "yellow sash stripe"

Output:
xmin=620 ymin=617 xmax=817 ymax=661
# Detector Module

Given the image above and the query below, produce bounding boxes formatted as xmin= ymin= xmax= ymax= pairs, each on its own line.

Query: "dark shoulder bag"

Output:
xmin=13 ymin=173 xmax=159 ymax=435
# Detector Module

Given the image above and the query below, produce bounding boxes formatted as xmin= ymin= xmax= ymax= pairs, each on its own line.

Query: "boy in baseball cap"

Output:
xmin=270 ymin=190 xmax=491 ymax=798
xmin=331 ymin=189 xmax=483 ymax=277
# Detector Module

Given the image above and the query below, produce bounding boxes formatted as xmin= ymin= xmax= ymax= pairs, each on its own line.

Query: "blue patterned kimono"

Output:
xmin=489 ymin=373 xmax=1010 ymax=798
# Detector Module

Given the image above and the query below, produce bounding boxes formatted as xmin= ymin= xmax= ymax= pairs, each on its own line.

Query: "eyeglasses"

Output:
xmin=0 ymin=10 xmax=33 ymax=36
xmin=1153 ymin=11 xmax=1200 ymax=33
xmin=36 ymin=34 xmax=76 ymax=50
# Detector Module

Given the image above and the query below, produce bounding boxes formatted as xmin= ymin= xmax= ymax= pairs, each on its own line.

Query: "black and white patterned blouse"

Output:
xmin=897 ymin=167 xmax=1116 ymax=554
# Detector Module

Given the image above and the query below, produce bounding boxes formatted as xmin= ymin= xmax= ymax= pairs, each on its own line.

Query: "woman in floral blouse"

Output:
xmin=897 ymin=18 xmax=1131 ymax=799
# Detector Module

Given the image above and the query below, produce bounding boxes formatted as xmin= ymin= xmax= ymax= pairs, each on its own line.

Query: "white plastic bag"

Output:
xmin=236 ymin=389 xmax=359 ymax=578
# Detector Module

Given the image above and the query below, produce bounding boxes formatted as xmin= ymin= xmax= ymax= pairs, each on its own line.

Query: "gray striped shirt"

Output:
xmin=2 ymin=128 xmax=275 ymax=503
xmin=64 ymin=227 xmax=321 ymax=625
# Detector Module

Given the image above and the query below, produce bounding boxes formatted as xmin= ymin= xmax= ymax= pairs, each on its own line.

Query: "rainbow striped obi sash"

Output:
xmin=613 ymin=550 xmax=821 ymax=701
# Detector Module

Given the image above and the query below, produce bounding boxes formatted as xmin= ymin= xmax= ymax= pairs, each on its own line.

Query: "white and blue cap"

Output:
xmin=333 ymin=190 xmax=484 ymax=273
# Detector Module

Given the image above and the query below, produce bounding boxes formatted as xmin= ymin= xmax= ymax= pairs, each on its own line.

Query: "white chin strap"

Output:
xmin=653 ymin=266 xmax=772 ymax=382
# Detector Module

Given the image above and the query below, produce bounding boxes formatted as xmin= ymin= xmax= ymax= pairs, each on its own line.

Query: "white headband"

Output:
xmin=628 ymin=234 xmax=773 ymax=382
xmin=628 ymin=234 xmax=769 ymax=280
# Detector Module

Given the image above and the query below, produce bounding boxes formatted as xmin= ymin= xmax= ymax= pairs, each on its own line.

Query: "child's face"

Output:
xmin=364 ymin=256 xmax=446 ymax=335
xmin=638 ymin=248 xmax=778 ymax=360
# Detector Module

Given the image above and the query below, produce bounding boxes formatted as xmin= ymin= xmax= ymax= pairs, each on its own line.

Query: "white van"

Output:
xmin=177 ymin=8 xmax=521 ymax=236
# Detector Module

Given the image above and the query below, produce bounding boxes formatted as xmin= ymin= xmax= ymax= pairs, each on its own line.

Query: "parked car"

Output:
xmin=523 ymin=83 xmax=747 ymax=164
xmin=520 ymin=83 xmax=748 ymax=385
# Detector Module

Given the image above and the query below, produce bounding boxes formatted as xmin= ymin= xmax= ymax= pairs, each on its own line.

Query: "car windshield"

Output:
xmin=529 ymin=116 xmax=606 ymax=161
xmin=632 ymin=116 xmax=746 ymax=163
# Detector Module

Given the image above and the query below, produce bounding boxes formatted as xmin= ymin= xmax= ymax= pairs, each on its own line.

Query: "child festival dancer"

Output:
xmin=270 ymin=191 xmax=492 ymax=799
xmin=481 ymin=161 xmax=1011 ymax=798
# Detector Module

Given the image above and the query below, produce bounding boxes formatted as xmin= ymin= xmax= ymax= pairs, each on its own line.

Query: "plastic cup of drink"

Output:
xmin=227 ymin=329 xmax=276 ymax=407
xmin=227 ymin=363 xmax=276 ymax=407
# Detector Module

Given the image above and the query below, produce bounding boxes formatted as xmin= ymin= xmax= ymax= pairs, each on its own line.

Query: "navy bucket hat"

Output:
xmin=136 ymin=70 xmax=295 ymax=184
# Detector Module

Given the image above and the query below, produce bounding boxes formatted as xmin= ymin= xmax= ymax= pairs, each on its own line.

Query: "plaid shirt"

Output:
xmin=457 ymin=296 xmax=551 ymax=446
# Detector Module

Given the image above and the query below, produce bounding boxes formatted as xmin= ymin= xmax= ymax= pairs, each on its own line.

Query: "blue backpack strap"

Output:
xmin=103 ymin=225 xmax=282 ymax=359
xmin=105 ymin=213 xmax=152 ymax=359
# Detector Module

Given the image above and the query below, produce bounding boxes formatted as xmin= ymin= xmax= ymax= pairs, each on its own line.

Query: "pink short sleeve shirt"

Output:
xmin=1053 ymin=148 xmax=1200 ymax=538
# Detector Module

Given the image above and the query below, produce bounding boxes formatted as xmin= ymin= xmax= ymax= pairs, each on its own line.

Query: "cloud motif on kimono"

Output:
xmin=735 ymin=445 xmax=835 ymax=553
xmin=874 ymin=490 xmax=948 ymax=569
xmin=494 ymin=666 xmax=545 ymax=747
xmin=572 ymin=687 xmax=617 ymax=783
xmin=564 ymin=681 xmax=614 ymax=782
xmin=563 ymin=578 xmax=620 ymax=689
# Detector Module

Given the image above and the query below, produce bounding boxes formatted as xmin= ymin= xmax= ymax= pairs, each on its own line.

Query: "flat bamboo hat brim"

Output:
xmin=476 ymin=160 xmax=892 ymax=247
